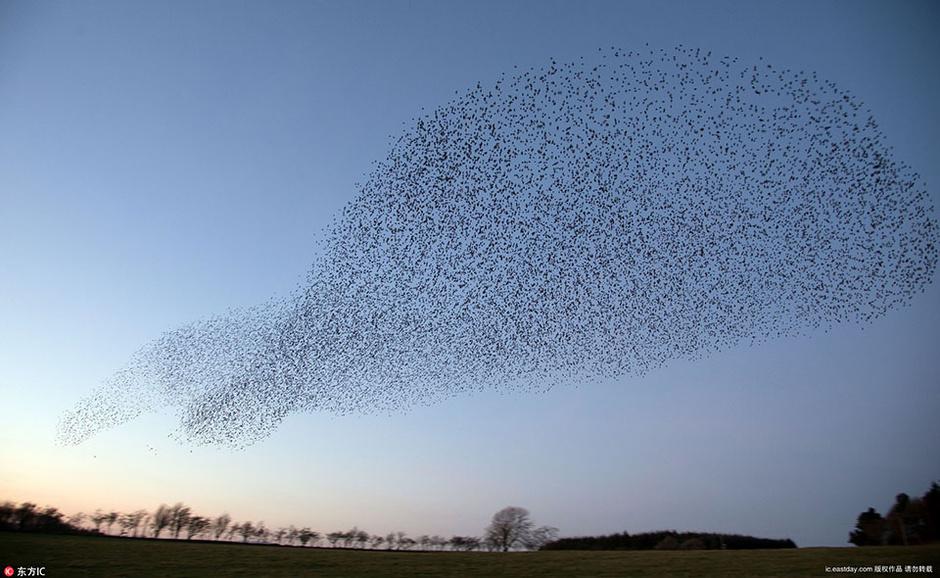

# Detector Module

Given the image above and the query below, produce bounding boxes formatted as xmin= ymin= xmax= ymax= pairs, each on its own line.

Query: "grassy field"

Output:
xmin=2 ymin=533 xmax=939 ymax=577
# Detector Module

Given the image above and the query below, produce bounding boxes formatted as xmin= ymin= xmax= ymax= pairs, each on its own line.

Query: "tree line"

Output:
xmin=849 ymin=481 xmax=940 ymax=546
xmin=0 ymin=501 xmax=556 ymax=552
xmin=541 ymin=530 xmax=796 ymax=550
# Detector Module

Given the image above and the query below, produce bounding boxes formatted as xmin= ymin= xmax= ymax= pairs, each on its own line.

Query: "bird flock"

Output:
xmin=57 ymin=46 xmax=937 ymax=447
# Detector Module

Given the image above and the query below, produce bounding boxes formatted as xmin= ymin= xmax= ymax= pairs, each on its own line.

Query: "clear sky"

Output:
xmin=1 ymin=0 xmax=938 ymax=547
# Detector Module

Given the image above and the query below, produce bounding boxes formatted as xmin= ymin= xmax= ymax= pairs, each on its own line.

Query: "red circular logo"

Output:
xmin=3 ymin=566 xmax=14 ymax=577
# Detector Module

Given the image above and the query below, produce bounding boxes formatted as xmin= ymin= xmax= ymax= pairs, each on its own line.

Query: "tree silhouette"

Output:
xmin=118 ymin=512 xmax=136 ymax=536
xmin=67 ymin=512 xmax=86 ymax=530
xmin=136 ymin=511 xmax=149 ymax=537
xmin=237 ymin=521 xmax=255 ymax=543
xmin=298 ymin=527 xmax=318 ymax=547
xmin=398 ymin=536 xmax=416 ymax=550
xmin=123 ymin=510 xmax=147 ymax=537
xmin=254 ymin=522 xmax=269 ymax=544
xmin=925 ymin=482 xmax=940 ymax=541
xmin=225 ymin=523 xmax=239 ymax=541
xmin=526 ymin=525 xmax=559 ymax=549
xmin=484 ymin=506 xmax=557 ymax=551
xmin=888 ymin=493 xmax=930 ymax=545
xmin=340 ymin=528 xmax=359 ymax=548
xmin=90 ymin=508 xmax=107 ymax=533
xmin=681 ymin=537 xmax=707 ymax=550
xmin=186 ymin=515 xmax=210 ymax=540
xmin=430 ymin=535 xmax=447 ymax=550
xmin=0 ymin=502 xmax=15 ymax=527
xmin=848 ymin=483 xmax=940 ymax=547
xmin=151 ymin=504 xmax=172 ymax=538
xmin=395 ymin=531 xmax=409 ymax=550
xmin=168 ymin=503 xmax=191 ymax=539
xmin=211 ymin=514 xmax=231 ymax=540
xmin=849 ymin=508 xmax=886 ymax=546
xmin=450 ymin=536 xmax=481 ymax=551
xmin=0 ymin=503 xmax=73 ymax=533
xmin=284 ymin=525 xmax=298 ymax=545
xmin=14 ymin=503 xmax=38 ymax=531
xmin=273 ymin=527 xmax=286 ymax=544
xmin=655 ymin=535 xmax=681 ymax=550
xmin=104 ymin=511 xmax=119 ymax=534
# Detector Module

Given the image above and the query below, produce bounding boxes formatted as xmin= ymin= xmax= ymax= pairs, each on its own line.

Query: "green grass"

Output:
xmin=2 ymin=533 xmax=939 ymax=577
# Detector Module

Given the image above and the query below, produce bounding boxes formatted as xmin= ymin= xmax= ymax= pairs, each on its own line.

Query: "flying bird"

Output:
xmin=57 ymin=47 xmax=938 ymax=448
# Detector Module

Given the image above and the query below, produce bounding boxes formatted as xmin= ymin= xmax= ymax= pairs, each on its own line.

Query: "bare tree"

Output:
xmin=15 ymin=503 xmax=38 ymax=530
xmin=104 ymin=511 xmax=119 ymax=534
xmin=298 ymin=527 xmax=318 ymax=547
xmin=133 ymin=510 xmax=148 ymax=537
xmin=225 ymin=523 xmax=239 ymax=542
xmin=90 ymin=509 xmax=108 ymax=533
xmin=0 ymin=502 xmax=14 ymax=527
xmin=430 ymin=535 xmax=447 ymax=550
xmin=6 ymin=497 xmax=564 ymax=556
xmin=395 ymin=531 xmax=409 ymax=550
xmin=68 ymin=512 xmax=86 ymax=530
xmin=524 ymin=525 xmax=559 ymax=550
xmin=151 ymin=504 xmax=172 ymax=538
xmin=118 ymin=513 xmax=136 ymax=536
xmin=238 ymin=521 xmax=255 ymax=542
xmin=450 ymin=536 xmax=481 ymax=551
xmin=0 ymin=504 xmax=66 ymax=532
xmin=121 ymin=510 xmax=147 ymax=537
xmin=483 ymin=506 xmax=557 ymax=552
xmin=211 ymin=514 xmax=231 ymax=540
xmin=285 ymin=525 xmax=298 ymax=545
xmin=273 ymin=527 xmax=286 ymax=544
xmin=255 ymin=522 xmax=269 ymax=544
xmin=186 ymin=516 xmax=210 ymax=540
xmin=168 ymin=503 xmax=192 ymax=539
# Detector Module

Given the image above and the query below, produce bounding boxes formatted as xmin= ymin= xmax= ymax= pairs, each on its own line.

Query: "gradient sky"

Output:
xmin=1 ymin=0 xmax=938 ymax=547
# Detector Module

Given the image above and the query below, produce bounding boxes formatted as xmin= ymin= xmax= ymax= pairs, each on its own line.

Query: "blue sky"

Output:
xmin=1 ymin=0 xmax=938 ymax=546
